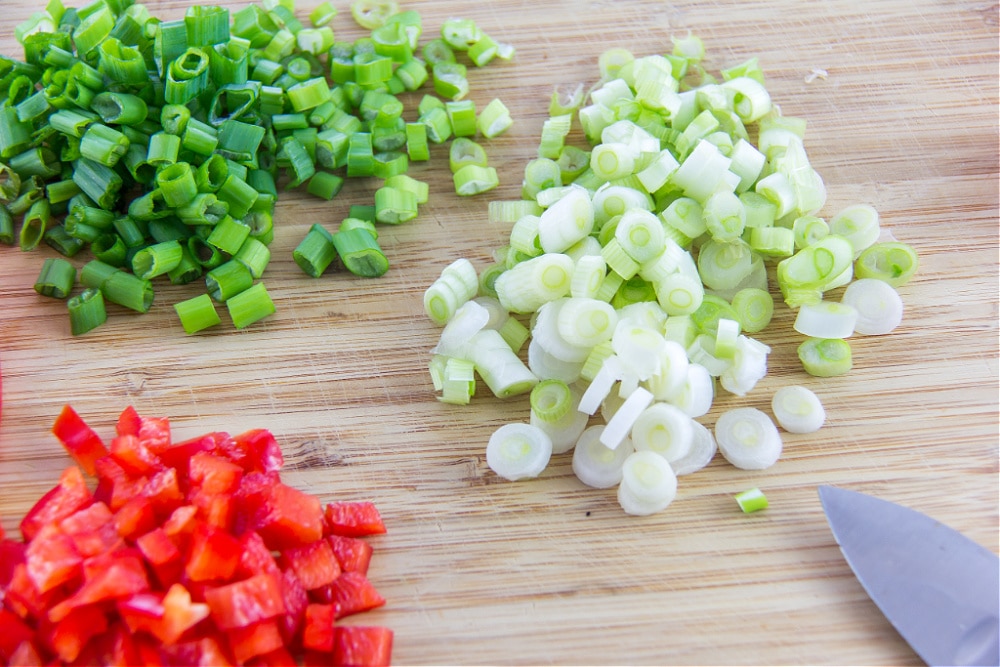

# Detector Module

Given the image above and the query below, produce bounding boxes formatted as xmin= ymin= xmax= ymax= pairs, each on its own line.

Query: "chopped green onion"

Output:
xmin=854 ymin=241 xmax=919 ymax=287
xmin=486 ymin=423 xmax=552 ymax=481
xmin=841 ymin=278 xmax=904 ymax=335
xmin=771 ymin=385 xmax=825 ymax=434
xmin=173 ymin=293 xmax=222 ymax=335
xmin=67 ymin=287 xmax=106 ymax=335
xmin=453 ymin=164 xmax=499 ymax=196
xmin=797 ymin=337 xmax=852 ymax=377
xmin=332 ymin=227 xmax=388 ymax=277
xmin=293 ymin=223 xmax=336 ymax=278
xmin=132 ymin=240 xmax=183 ymax=280
xmin=34 ymin=257 xmax=76 ymax=298
xmin=793 ymin=300 xmax=858 ymax=339
xmin=715 ymin=407 xmax=782 ymax=470
xmin=226 ymin=281 xmax=275 ymax=328
xmin=734 ymin=487 xmax=769 ymax=514
xmin=618 ymin=450 xmax=678 ymax=516
xmin=206 ymin=259 xmax=254 ymax=302
xmin=20 ymin=198 xmax=52 ymax=250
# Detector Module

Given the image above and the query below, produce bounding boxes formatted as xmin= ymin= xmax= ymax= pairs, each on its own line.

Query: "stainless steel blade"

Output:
xmin=818 ymin=485 xmax=1000 ymax=667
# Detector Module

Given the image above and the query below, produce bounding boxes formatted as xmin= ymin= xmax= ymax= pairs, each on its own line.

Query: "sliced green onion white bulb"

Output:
xmin=771 ymin=385 xmax=826 ymax=434
xmin=486 ymin=423 xmax=553 ymax=481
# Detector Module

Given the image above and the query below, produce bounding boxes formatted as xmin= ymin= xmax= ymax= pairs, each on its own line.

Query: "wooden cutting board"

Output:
xmin=0 ymin=0 xmax=997 ymax=664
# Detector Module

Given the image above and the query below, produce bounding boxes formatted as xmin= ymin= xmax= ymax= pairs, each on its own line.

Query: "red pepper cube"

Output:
xmin=232 ymin=429 xmax=284 ymax=473
xmin=96 ymin=622 xmax=140 ymax=667
xmin=137 ymin=415 xmax=172 ymax=454
xmin=227 ymin=618 xmax=284 ymax=664
xmin=189 ymin=451 xmax=244 ymax=495
xmin=142 ymin=467 xmax=185 ymax=517
xmin=332 ymin=626 xmax=394 ymax=667
xmin=41 ymin=604 xmax=109 ymax=663
xmin=236 ymin=530 xmax=282 ymax=579
xmin=250 ymin=646 xmax=298 ymax=666
xmin=0 ymin=609 xmax=35 ymax=663
xmin=323 ymin=502 xmax=387 ymax=538
xmin=0 ymin=538 xmax=26 ymax=587
xmin=325 ymin=572 xmax=386 ymax=620
xmin=153 ymin=583 xmax=211 ymax=644
xmin=116 ymin=406 xmax=142 ymax=437
xmin=110 ymin=434 xmax=165 ymax=477
xmin=301 ymin=603 xmax=336 ymax=652
xmin=8 ymin=638 xmax=44 ymax=666
xmin=20 ymin=466 xmax=93 ymax=541
xmin=280 ymin=538 xmax=341 ymax=590
xmin=93 ymin=457 xmax=145 ymax=512
xmin=278 ymin=569 xmax=309 ymax=645
xmin=116 ymin=591 xmax=165 ymax=636
xmin=204 ymin=572 xmax=287 ymax=630
xmin=25 ymin=522 xmax=82 ymax=594
xmin=328 ymin=534 xmax=374 ymax=575
xmin=5 ymin=562 xmax=55 ymax=620
xmin=113 ymin=495 xmax=158 ymax=542
xmin=137 ymin=527 xmax=183 ymax=587
xmin=163 ymin=636 xmax=234 ymax=667
xmin=254 ymin=482 xmax=324 ymax=551
xmin=51 ymin=405 xmax=109 ymax=476
xmin=158 ymin=432 xmax=229 ymax=479
xmin=48 ymin=549 xmax=151 ymax=622
xmin=185 ymin=522 xmax=243 ymax=582
xmin=61 ymin=502 xmax=122 ymax=558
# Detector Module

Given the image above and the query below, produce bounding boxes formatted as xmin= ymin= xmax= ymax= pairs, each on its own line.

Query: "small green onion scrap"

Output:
xmin=422 ymin=34 xmax=919 ymax=516
xmin=2 ymin=1 xmax=514 ymax=334
xmin=734 ymin=487 xmax=769 ymax=514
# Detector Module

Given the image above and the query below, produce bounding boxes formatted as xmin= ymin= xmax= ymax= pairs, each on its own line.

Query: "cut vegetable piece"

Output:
xmin=793 ymin=300 xmax=858 ymax=339
xmin=630 ymin=402 xmax=693 ymax=464
xmin=797 ymin=337 xmax=853 ymax=377
xmin=670 ymin=420 xmax=717 ymax=476
xmin=486 ymin=423 xmax=553 ymax=481
xmin=854 ymin=241 xmax=919 ymax=287
xmin=715 ymin=407 xmax=782 ymax=470
xmin=771 ymin=385 xmax=826 ymax=434
xmin=734 ymin=487 xmax=769 ymax=513
xmin=572 ymin=425 xmax=634 ymax=489
xmin=600 ymin=386 xmax=653 ymax=450
xmin=840 ymin=278 xmax=904 ymax=335
xmin=617 ymin=450 xmax=678 ymax=516
xmin=529 ymin=381 xmax=588 ymax=454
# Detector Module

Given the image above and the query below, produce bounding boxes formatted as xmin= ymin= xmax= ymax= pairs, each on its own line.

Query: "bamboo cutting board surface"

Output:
xmin=0 ymin=0 xmax=997 ymax=664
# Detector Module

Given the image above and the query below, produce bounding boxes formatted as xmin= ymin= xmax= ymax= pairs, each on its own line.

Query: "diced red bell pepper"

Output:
xmin=192 ymin=490 xmax=236 ymax=532
xmin=248 ymin=646 xmax=298 ymax=666
xmin=48 ymin=548 xmax=151 ymax=622
xmin=188 ymin=451 xmax=244 ymax=495
xmin=60 ymin=501 xmax=122 ymax=558
xmin=93 ymin=456 xmax=145 ymax=512
xmin=321 ymin=572 xmax=386 ymax=620
xmin=157 ymin=432 xmax=229 ymax=478
xmin=51 ymin=405 xmax=108 ymax=477
xmin=40 ymin=604 xmax=109 ymax=663
xmin=204 ymin=572 xmax=287 ymax=630
xmin=142 ymin=467 xmax=185 ymax=517
xmin=280 ymin=538 xmax=341 ymax=590
xmin=113 ymin=494 xmax=158 ymax=541
xmin=328 ymin=535 xmax=374 ymax=575
xmin=185 ymin=522 xmax=242 ymax=582
xmin=115 ymin=406 xmax=142 ymax=437
xmin=228 ymin=618 xmax=285 ymax=664
xmin=5 ymin=562 xmax=56 ymax=621
xmin=279 ymin=569 xmax=309 ymax=645
xmin=163 ymin=504 xmax=199 ymax=541
xmin=0 ymin=537 xmax=26 ymax=587
xmin=301 ymin=603 xmax=335 ymax=652
xmin=136 ymin=527 xmax=183 ymax=588
xmin=19 ymin=466 xmax=92 ymax=541
xmin=254 ymin=482 xmax=324 ymax=551
xmin=25 ymin=522 xmax=82 ymax=594
xmin=137 ymin=415 xmax=172 ymax=454
xmin=236 ymin=530 xmax=282 ymax=580
xmin=153 ymin=583 xmax=211 ymax=644
xmin=117 ymin=591 xmax=165 ymax=635
xmin=332 ymin=626 xmax=394 ymax=667
xmin=163 ymin=636 xmax=234 ymax=667
xmin=91 ymin=621 xmax=140 ymax=667
xmin=323 ymin=502 xmax=387 ymax=538
xmin=0 ymin=609 xmax=35 ymax=663
xmin=110 ymin=434 xmax=165 ymax=477
xmin=231 ymin=429 xmax=284 ymax=474
xmin=7 ymin=639 xmax=43 ymax=667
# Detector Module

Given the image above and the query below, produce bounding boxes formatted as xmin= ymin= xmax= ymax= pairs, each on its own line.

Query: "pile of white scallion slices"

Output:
xmin=422 ymin=35 xmax=918 ymax=516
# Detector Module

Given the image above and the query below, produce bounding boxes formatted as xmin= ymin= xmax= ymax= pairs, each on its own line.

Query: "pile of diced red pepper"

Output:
xmin=0 ymin=405 xmax=392 ymax=666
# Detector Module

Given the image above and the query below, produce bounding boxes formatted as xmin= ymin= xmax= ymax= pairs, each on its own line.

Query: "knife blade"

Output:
xmin=818 ymin=485 xmax=1000 ymax=667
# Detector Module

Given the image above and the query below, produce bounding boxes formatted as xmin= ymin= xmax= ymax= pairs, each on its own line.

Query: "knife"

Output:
xmin=818 ymin=485 xmax=1000 ymax=667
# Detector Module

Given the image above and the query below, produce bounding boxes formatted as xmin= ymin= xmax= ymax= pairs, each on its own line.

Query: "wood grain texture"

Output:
xmin=0 ymin=0 xmax=997 ymax=664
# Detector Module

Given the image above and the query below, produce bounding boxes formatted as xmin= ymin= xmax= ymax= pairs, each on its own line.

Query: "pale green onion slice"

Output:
xmin=728 ymin=139 xmax=766 ymax=192
xmin=854 ymin=241 xmax=919 ymax=287
xmin=672 ymin=363 xmax=714 ymax=418
xmin=734 ymin=487 xmax=769 ymax=513
xmin=424 ymin=258 xmax=480 ymax=325
xmin=600 ymin=386 xmax=653 ymax=450
xmin=615 ymin=209 xmax=665 ymax=263
xmin=617 ymin=301 xmax=667 ymax=331
xmin=612 ymin=322 xmax=666 ymax=381
xmin=697 ymin=239 xmax=754 ymax=291
xmin=797 ymin=337 xmax=852 ymax=377
xmin=655 ymin=271 xmax=705 ymax=317
xmin=730 ymin=287 xmax=774 ymax=334
xmin=617 ymin=450 xmax=678 ymax=516
xmin=793 ymin=215 xmax=830 ymax=250
xmin=793 ymin=301 xmax=858 ymax=339
xmin=477 ymin=98 xmax=513 ymax=138
xmin=715 ymin=318 xmax=741 ymax=358
xmin=494 ymin=252 xmax=574 ymax=314
xmin=472 ymin=296 xmax=509 ymax=330
xmin=754 ymin=171 xmax=797 ymax=218
xmin=776 ymin=234 xmax=855 ymax=293
xmin=468 ymin=328 xmax=539 ymax=398
xmin=527 ymin=338 xmax=585 ymax=384
xmin=591 ymin=184 xmax=653 ymax=226
xmin=668 ymin=139 xmax=733 ymax=203
xmin=686 ymin=334 xmax=730 ymax=377
xmin=432 ymin=299 xmax=490 ymax=357
xmin=630 ymin=402 xmax=693 ymax=464
xmin=829 ymin=204 xmax=880 ymax=257
xmin=841 ymin=278 xmax=904 ymax=335
xmin=643 ymin=340 xmax=689 ymax=401
xmin=571 ymin=255 xmax=608 ymax=299
xmin=771 ymin=385 xmax=826 ymax=434
xmin=572 ymin=425 xmax=634 ymax=489
xmin=508 ymin=214 xmax=543 ymax=256
xmin=703 ymin=190 xmax=746 ymax=243
xmin=530 ymin=381 xmax=588 ymax=454
xmin=537 ymin=186 xmax=594 ymax=253
xmin=531 ymin=298 xmax=592 ymax=363
xmin=719 ymin=335 xmax=770 ymax=397
xmin=670 ymin=420 xmax=717 ymax=476
xmin=556 ymin=297 xmax=618 ymax=348
xmin=440 ymin=357 xmax=476 ymax=405
xmin=715 ymin=407 xmax=782 ymax=470
xmin=721 ymin=76 xmax=772 ymax=122
xmin=578 ymin=354 xmax=623 ymax=415
xmin=636 ymin=150 xmax=679 ymax=193
xmin=486 ymin=423 xmax=552 ymax=481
